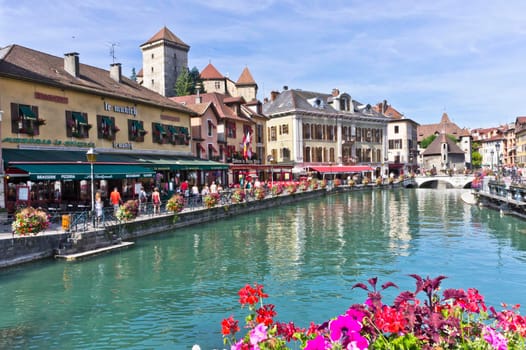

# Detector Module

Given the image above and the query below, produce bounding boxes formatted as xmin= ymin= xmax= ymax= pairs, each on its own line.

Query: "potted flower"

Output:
xmin=166 ymin=194 xmax=185 ymax=213
xmin=363 ymin=177 xmax=370 ymax=185
xmin=271 ymin=184 xmax=284 ymax=196
xmin=12 ymin=207 xmax=50 ymax=235
xmin=333 ymin=178 xmax=341 ymax=187
xmin=320 ymin=179 xmax=327 ymax=189
xmin=204 ymin=193 xmax=220 ymax=208
xmin=299 ymin=181 xmax=309 ymax=192
xmin=231 ymin=189 xmax=245 ymax=204
xmin=254 ymin=187 xmax=266 ymax=200
xmin=349 ymin=179 xmax=355 ymax=187
xmin=116 ymin=200 xmax=139 ymax=221
xmin=287 ymin=183 xmax=297 ymax=194
xmin=376 ymin=177 xmax=383 ymax=186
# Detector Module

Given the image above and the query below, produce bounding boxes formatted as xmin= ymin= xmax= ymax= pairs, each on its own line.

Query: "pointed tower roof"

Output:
xmin=440 ymin=112 xmax=451 ymax=124
xmin=236 ymin=66 xmax=256 ymax=85
xmin=200 ymin=63 xmax=224 ymax=80
xmin=141 ymin=26 xmax=189 ymax=50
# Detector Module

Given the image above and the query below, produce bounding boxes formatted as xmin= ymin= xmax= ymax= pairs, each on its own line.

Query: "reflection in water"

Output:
xmin=0 ymin=189 xmax=526 ymax=349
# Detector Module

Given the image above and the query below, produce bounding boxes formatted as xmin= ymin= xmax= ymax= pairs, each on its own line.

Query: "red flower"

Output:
xmin=373 ymin=305 xmax=407 ymax=334
xmin=238 ymin=283 xmax=268 ymax=306
xmin=256 ymin=304 xmax=276 ymax=326
xmin=221 ymin=315 xmax=239 ymax=336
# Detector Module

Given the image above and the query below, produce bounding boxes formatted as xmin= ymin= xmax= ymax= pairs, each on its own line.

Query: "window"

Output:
xmin=207 ymin=120 xmax=214 ymax=137
xmin=215 ymin=81 xmax=221 ymax=90
xmin=269 ymin=126 xmax=277 ymax=141
xmin=279 ymin=124 xmax=289 ymax=135
xmin=11 ymin=103 xmax=43 ymax=136
xmin=97 ymin=115 xmax=118 ymax=141
xmin=394 ymin=125 xmax=399 ymax=134
xmin=128 ymin=119 xmax=146 ymax=142
xmin=152 ymin=122 xmax=167 ymax=144
xmin=151 ymin=53 xmax=154 ymax=59
xmin=227 ymin=122 xmax=236 ymax=138
xmin=66 ymin=111 xmax=91 ymax=138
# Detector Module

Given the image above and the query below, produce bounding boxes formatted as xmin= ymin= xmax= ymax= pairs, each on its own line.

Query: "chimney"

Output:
xmin=332 ymin=88 xmax=340 ymax=97
xmin=195 ymin=95 xmax=202 ymax=104
xmin=283 ymin=85 xmax=288 ymax=91
xmin=64 ymin=52 xmax=80 ymax=77
xmin=383 ymin=99 xmax=388 ymax=113
xmin=263 ymin=97 xmax=269 ymax=103
xmin=270 ymin=91 xmax=280 ymax=101
xmin=110 ymin=63 xmax=122 ymax=83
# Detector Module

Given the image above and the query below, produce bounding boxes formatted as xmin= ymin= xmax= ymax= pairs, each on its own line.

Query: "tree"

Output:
xmin=420 ymin=135 xmax=436 ymax=149
xmin=471 ymin=141 xmax=482 ymax=169
xmin=174 ymin=68 xmax=193 ymax=96
xmin=189 ymin=66 xmax=204 ymax=93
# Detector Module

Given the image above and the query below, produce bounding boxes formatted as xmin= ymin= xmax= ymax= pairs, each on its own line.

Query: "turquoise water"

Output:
xmin=1 ymin=189 xmax=526 ymax=349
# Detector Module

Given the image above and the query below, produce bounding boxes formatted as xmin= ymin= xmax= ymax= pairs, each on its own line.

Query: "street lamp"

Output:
xmin=490 ymin=150 xmax=494 ymax=172
xmin=86 ymin=148 xmax=98 ymax=216
xmin=495 ymin=142 xmax=500 ymax=175
xmin=267 ymin=155 xmax=274 ymax=187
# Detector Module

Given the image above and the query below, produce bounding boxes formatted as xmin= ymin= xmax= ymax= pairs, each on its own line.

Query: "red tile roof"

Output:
xmin=171 ymin=92 xmax=249 ymax=122
xmin=141 ymin=26 xmax=189 ymax=50
xmin=0 ymin=44 xmax=194 ymax=115
xmin=236 ymin=67 xmax=256 ymax=85
xmin=200 ymin=63 xmax=224 ymax=80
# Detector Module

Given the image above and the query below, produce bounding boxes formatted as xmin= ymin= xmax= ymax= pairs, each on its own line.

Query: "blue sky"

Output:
xmin=2 ymin=0 xmax=526 ymax=129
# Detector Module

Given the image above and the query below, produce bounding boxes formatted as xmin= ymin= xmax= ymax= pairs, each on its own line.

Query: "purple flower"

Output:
xmin=329 ymin=314 xmax=363 ymax=342
xmin=304 ymin=335 xmax=330 ymax=350
xmin=483 ymin=326 xmax=508 ymax=350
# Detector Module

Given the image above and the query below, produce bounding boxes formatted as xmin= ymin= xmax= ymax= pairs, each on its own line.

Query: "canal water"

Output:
xmin=1 ymin=189 xmax=526 ymax=349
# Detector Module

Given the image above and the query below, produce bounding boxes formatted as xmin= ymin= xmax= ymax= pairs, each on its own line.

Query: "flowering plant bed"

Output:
xmin=12 ymin=207 xmax=50 ymax=235
xmin=166 ymin=194 xmax=185 ymax=212
xmin=287 ymin=183 xmax=297 ymax=194
xmin=116 ymin=200 xmax=138 ymax=221
xmin=231 ymin=189 xmax=246 ymax=204
xmin=221 ymin=275 xmax=526 ymax=349
xmin=204 ymin=193 xmax=220 ymax=208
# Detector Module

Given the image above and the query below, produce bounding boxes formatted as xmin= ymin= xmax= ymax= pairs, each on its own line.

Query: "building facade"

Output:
xmin=263 ymin=88 xmax=389 ymax=179
xmin=0 ymin=44 xmax=227 ymax=212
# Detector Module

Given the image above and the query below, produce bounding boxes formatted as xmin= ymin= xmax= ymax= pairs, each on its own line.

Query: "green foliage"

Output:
xmin=175 ymin=68 xmax=194 ymax=96
xmin=420 ymin=135 xmax=436 ymax=149
xmin=472 ymin=151 xmax=482 ymax=169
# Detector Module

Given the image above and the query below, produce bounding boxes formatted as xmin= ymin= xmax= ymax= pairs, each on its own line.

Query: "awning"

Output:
xmin=142 ymin=158 xmax=229 ymax=171
xmin=72 ymin=112 xmax=87 ymax=125
xmin=19 ymin=105 xmax=36 ymax=119
xmin=310 ymin=165 xmax=374 ymax=174
xmin=7 ymin=163 xmax=155 ymax=181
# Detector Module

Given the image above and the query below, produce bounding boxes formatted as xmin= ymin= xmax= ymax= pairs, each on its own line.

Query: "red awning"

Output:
xmin=310 ymin=165 xmax=374 ymax=174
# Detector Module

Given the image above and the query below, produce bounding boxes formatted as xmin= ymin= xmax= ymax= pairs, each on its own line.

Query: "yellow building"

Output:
xmin=0 ymin=45 xmax=227 ymax=212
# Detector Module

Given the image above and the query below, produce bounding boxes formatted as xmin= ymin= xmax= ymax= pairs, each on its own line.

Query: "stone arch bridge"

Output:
xmin=410 ymin=175 xmax=475 ymax=189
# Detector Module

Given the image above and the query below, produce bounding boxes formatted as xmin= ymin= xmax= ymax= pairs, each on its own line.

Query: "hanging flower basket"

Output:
xmin=231 ymin=189 xmax=245 ymax=204
xmin=204 ymin=193 xmax=220 ymax=208
xmin=166 ymin=194 xmax=185 ymax=213
xmin=12 ymin=207 xmax=50 ymax=236
xmin=116 ymin=200 xmax=139 ymax=221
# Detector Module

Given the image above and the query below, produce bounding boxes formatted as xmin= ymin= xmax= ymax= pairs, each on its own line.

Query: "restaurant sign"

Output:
xmin=2 ymin=137 xmax=95 ymax=148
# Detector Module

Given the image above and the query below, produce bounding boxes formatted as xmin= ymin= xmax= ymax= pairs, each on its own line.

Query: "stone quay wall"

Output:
xmin=0 ymin=189 xmax=327 ymax=269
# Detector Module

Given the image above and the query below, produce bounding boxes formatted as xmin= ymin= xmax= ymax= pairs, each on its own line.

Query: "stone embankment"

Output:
xmin=0 ymin=188 xmax=328 ymax=269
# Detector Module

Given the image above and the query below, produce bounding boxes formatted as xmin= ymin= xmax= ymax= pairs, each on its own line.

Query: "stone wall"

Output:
xmin=0 ymin=189 xmax=326 ymax=269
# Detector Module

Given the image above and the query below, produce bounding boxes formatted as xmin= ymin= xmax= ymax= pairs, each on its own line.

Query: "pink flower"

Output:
xmin=329 ymin=314 xmax=362 ymax=342
xmin=304 ymin=335 xmax=330 ymax=350
xmin=249 ymin=323 xmax=268 ymax=347
xmin=483 ymin=326 xmax=508 ymax=350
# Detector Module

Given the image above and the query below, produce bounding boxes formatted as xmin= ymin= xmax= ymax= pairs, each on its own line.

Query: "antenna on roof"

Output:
xmin=108 ymin=42 xmax=119 ymax=63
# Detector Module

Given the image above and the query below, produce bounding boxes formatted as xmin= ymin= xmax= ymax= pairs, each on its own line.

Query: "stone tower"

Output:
xmin=140 ymin=27 xmax=190 ymax=97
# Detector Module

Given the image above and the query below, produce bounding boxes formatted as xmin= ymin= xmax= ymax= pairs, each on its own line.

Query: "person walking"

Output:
xmin=152 ymin=187 xmax=161 ymax=215
xmin=139 ymin=187 xmax=147 ymax=213
xmin=95 ymin=191 xmax=104 ymax=227
xmin=110 ymin=187 xmax=122 ymax=214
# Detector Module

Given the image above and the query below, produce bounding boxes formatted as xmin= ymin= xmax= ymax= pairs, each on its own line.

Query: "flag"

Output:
xmin=243 ymin=131 xmax=251 ymax=159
